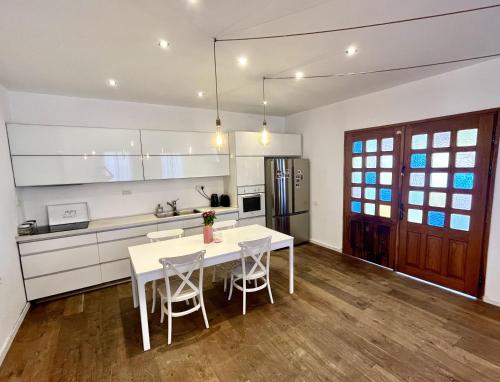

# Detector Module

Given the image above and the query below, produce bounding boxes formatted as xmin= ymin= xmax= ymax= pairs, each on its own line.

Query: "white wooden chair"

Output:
xmin=147 ymin=228 xmax=184 ymax=313
xmin=228 ymin=236 xmax=273 ymax=315
xmin=211 ymin=220 xmax=238 ymax=291
xmin=158 ymin=250 xmax=209 ymax=345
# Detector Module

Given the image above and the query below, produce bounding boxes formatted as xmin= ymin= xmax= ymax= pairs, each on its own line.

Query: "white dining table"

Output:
xmin=128 ymin=224 xmax=295 ymax=351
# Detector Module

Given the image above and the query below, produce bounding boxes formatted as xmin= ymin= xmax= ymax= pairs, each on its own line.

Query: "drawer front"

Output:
xmin=24 ymin=265 xmax=102 ymax=300
xmin=101 ymin=259 xmax=131 ymax=283
xmin=98 ymin=236 xmax=149 ymax=263
xmin=183 ymin=218 xmax=203 ymax=229
xmin=218 ymin=212 xmax=239 ymax=222
xmin=19 ymin=233 xmax=97 ymax=256
xmin=184 ymin=226 xmax=204 ymax=237
xmin=22 ymin=244 xmax=99 ymax=278
xmin=97 ymin=224 xmax=155 ymax=242
xmin=157 ymin=220 xmax=183 ymax=232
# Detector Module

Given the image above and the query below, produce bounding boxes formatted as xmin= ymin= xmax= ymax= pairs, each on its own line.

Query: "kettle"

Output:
xmin=210 ymin=194 xmax=220 ymax=207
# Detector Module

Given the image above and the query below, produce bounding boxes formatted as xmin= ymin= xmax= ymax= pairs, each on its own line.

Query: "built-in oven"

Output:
xmin=237 ymin=185 xmax=265 ymax=219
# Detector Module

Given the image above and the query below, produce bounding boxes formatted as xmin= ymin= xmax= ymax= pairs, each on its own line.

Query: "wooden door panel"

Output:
xmin=424 ymin=235 xmax=443 ymax=274
xmin=448 ymin=240 xmax=467 ymax=279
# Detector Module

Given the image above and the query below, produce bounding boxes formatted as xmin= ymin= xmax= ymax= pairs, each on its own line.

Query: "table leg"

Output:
xmin=289 ymin=242 xmax=294 ymax=294
xmin=138 ymin=277 xmax=151 ymax=351
xmin=130 ymin=261 xmax=138 ymax=308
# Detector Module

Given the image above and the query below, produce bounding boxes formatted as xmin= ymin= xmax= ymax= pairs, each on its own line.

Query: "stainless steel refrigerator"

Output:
xmin=265 ymin=158 xmax=310 ymax=244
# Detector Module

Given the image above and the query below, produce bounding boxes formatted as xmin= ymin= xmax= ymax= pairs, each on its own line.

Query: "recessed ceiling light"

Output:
xmin=107 ymin=78 xmax=118 ymax=87
xmin=295 ymin=71 xmax=304 ymax=79
xmin=345 ymin=45 xmax=358 ymax=56
xmin=237 ymin=56 xmax=248 ymax=67
xmin=197 ymin=91 xmax=204 ymax=98
xmin=262 ymin=100 xmax=268 ymax=105
xmin=158 ymin=39 xmax=170 ymax=50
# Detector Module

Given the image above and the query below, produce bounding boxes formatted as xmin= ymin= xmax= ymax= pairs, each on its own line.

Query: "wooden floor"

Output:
xmin=2 ymin=243 xmax=500 ymax=381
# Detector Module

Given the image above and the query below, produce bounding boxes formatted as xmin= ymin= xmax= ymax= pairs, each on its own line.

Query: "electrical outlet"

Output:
xmin=122 ymin=189 xmax=132 ymax=196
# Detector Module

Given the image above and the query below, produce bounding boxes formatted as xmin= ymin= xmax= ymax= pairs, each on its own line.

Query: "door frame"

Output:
xmin=342 ymin=108 xmax=499 ymax=297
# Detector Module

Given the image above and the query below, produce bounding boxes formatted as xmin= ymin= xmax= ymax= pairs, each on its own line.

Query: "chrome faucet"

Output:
xmin=166 ymin=199 xmax=179 ymax=213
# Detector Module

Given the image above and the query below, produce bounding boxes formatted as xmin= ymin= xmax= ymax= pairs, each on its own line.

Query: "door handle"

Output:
xmin=399 ymin=203 xmax=405 ymax=221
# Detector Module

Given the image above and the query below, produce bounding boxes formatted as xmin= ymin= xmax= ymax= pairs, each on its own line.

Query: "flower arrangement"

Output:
xmin=202 ymin=210 xmax=216 ymax=226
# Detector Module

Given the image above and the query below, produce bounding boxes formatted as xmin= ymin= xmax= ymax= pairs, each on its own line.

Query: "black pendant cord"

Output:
xmin=216 ymin=4 xmax=500 ymax=42
xmin=263 ymin=52 xmax=500 ymax=80
xmin=213 ymin=38 xmax=220 ymax=124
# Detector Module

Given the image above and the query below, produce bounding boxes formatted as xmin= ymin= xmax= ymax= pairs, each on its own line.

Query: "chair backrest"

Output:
xmin=158 ymin=250 xmax=206 ymax=301
xmin=213 ymin=219 xmax=238 ymax=232
xmin=238 ymin=236 xmax=272 ymax=279
xmin=147 ymin=228 xmax=184 ymax=243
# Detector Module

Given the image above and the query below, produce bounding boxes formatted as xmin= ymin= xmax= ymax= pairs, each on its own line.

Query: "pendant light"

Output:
xmin=213 ymin=39 xmax=223 ymax=147
xmin=260 ymin=77 xmax=270 ymax=145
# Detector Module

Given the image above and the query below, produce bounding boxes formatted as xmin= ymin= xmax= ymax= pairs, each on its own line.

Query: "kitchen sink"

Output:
xmin=175 ymin=209 xmax=202 ymax=216
xmin=155 ymin=209 xmax=201 ymax=218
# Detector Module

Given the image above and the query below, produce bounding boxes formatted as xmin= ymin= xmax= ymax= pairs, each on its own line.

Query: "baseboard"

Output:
xmin=483 ymin=296 xmax=500 ymax=307
xmin=309 ymin=239 xmax=342 ymax=253
xmin=0 ymin=302 xmax=30 ymax=366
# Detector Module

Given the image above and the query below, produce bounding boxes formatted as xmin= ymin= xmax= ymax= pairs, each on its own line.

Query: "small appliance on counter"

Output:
xmin=210 ymin=193 xmax=220 ymax=207
xmin=220 ymin=194 xmax=230 ymax=207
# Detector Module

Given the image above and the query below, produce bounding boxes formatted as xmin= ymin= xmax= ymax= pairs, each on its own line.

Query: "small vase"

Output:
xmin=203 ymin=225 xmax=213 ymax=244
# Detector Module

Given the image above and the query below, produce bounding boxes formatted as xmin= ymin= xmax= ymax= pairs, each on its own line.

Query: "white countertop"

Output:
xmin=16 ymin=206 xmax=238 ymax=243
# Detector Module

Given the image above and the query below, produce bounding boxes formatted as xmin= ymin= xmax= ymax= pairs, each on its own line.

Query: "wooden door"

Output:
xmin=343 ymin=126 xmax=403 ymax=268
xmin=397 ymin=112 xmax=496 ymax=296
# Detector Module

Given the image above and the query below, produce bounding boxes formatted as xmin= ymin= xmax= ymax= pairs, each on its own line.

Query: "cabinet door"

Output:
xmin=234 ymin=132 xmax=302 ymax=156
xmin=98 ymin=236 xmax=150 ymax=263
xmin=236 ymin=157 xmax=265 ymax=186
xmin=101 ymin=259 xmax=131 ymax=282
xmin=141 ymin=130 xmax=228 ymax=155
xmin=12 ymin=155 xmax=144 ymax=186
xmin=143 ymin=155 xmax=229 ymax=180
xmin=7 ymin=124 xmax=141 ymax=155
xmin=184 ymin=226 xmax=204 ymax=236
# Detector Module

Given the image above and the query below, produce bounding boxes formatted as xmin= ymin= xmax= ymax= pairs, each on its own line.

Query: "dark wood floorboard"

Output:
xmin=1 ymin=243 xmax=500 ymax=381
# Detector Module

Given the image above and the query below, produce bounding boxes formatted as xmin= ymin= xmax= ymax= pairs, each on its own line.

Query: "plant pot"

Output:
xmin=203 ymin=225 xmax=213 ymax=244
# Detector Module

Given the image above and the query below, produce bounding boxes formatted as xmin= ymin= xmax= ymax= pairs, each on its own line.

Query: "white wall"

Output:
xmin=8 ymin=92 xmax=285 ymax=224
xmin=0 ymin=85 xmax=27 ymax=365
xmin=285 ymin=57 xmax=500 ymax=305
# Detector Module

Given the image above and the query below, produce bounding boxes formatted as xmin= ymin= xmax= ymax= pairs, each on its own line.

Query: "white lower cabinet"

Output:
xmin=238 ymin=216 xmax=266 ymax=227
xmin=101 ymin=259 xmax=131 ymax=283
xmin=184 ymin=226 xmax=204 ymax=236
xmin=24 ymin=265 xmax=102 ymax=300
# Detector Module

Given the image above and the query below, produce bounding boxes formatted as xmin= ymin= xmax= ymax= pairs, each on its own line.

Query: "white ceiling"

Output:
xmin=1 ymin=0 xmax=500 ymax=116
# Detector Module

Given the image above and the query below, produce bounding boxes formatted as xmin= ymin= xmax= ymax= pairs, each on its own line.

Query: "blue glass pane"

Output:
xmin=364 ymin=187 xmax=376 ymax=200
xmin=453 ymin=173 xmax=474 ymax=190
xmin=450 ymin=214 xmax=470 ymax=231
xmin=410 ymin=153 xmax=427 ymax=168
xmin=365 ymin=172 xmax=377 ymax=184
xmin=352 ymin=141 xmax=363 ymax=154
xmin=427 ymin=211 xmax=445 ymax=227
xmin=408 ymin=191 xmax=424 ymax=206
xmin=379 ymin=188 xmax=392 ymax=202
xmin=351 ymin=201 xmax=361 ymax=213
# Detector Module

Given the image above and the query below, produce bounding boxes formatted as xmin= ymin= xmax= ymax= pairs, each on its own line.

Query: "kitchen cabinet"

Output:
xmin=7 ymin=124 xmax=141 ymax=156
xmin=142 ymin=155 xmax=229 ymax=180
xmin=141 ymin=130 xmax=228 ymax=155
xmin=236 ymin=156 xmax=265 ymax=186
xmin=12 ymin=155 xmax=144 ymax=186
xmin=101 ymin=259 xmax=131 ymax=283
xmin=238 ymin=216 xmax=266 ymax=227
xmin=232 ymin=132 xmax=302 ymax=157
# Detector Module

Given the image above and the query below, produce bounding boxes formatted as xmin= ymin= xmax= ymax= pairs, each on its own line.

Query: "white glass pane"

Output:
xmin=380 ymin=155 xmax=393 ymax=169
xmin=365 ymin=156 xmax=377 ymax=168
xmin=457 ymin=129 xmax=478 ymax=147
xmin=352 ymin=187 xmax=362 ymax=199
xmin=432 ymin=131 xmax=451 ymax=148
xmin=408 ymin=209 xmax=423 ymax=224
xmin=379 ymin=172 xmax=393 ymax=185
xmin=430 ymin=172 xmax=448 ymax=188
xmin=408 ymin=191 xmax=424 ymax=206
xmin=352 ymin=156 xmax=362 ymax=169
xmin=364 ymin=203 xmax=376 ymax=215
xmin=364 ymin=187 xmax=376 ymax=200
xmin=429 ymin=192 xmax=447 ymax=208
xmin=352 ymin=172 xmax=362 ymax=184
xmin=411 ymin=134 xmax=428 ymax=150
xmin=455 ymin=152 xmax=476 ymax=168
xmin=381 ymin=138 xmax=394 ymax=152
xmin=409 ymin=172 xmax=425 ymax=187
xmin=431 ymin=152 xmax=450 ymax=168
xmin=452 ymin=193 xmax=472 ymax=210
xmin=450 ymin=214 xmax=470 ymax=231
xmin=366 ymin=139 xmax=378 ymax=153
xmin=379 ymin=204 xmax=391 ymax=218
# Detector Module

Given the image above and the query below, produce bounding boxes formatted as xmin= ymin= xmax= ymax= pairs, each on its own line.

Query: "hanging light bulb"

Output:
xmin=213 ymin=39 xmax=223 ymax=148
xmin=260 ymin=77 xmax=270 ymax=146
xmin=215 ymin=118 xmax=223 ymax=147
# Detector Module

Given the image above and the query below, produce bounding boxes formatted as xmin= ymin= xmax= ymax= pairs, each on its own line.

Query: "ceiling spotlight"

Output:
xmin=158 ymin=39 xmax=170 ymax=50
xmin=262 ymin=100 xmax=268 ymax=106
xmin=295 ymin=71 xmax=304 ymax=79
xmin=237 ymin=56 xmax=248 ymax=67
xmin=107 ymin=78 xmax=118 ymax=87
xmin=345 ymin=45 xmax=358 ymax=56
xmin=197 ymin=91 xmax=204 ymax=98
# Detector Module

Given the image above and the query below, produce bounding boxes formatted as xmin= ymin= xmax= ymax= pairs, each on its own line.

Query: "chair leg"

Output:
xmin=223 ymin=271 xmax=227 ymax=292
xmin=242 ymin=280 xmax=247 ymax=315
xmin=254 ymin=279 xmax=258 ymax=288
xmin=151 ymin=280 xmax=157 ymax=313
xmin=167 ymin=301 xmax=173 ymax=345
xmin=267 ymin=279 xmax=274 ymax=304
xmin=199 ymin=293 xmax=209 ymax=329
xmin=192 ymin=297 xmax=197 ymax=306
xmin=228 ymin=275 xmax=234 ymax=301
xmin=160 ymin=303 xmax=165 ymax=324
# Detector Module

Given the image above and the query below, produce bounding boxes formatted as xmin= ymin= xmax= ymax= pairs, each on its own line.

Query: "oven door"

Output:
xmin=238 ymin=193 xmax=265 ymax=219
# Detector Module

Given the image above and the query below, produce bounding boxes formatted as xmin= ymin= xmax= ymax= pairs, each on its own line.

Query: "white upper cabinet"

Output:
xmin=143 ymin=155 xmax=229 ymax=180
xmin=232 ymin=132 xmax=302 ymax=156
xmin=12 ymin=155 xmax=144 ymax=186
xmin=236 ymin=157 xmax=265 ymax=186
xmin=141 ymin=130 xmax=228 ymax=155
xmin=7 ymin=124 xmax=141 ymax=156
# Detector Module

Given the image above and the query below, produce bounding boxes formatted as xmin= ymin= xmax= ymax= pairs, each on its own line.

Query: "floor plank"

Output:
xmin=1 ymin=243 xmax=500 ymax=381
